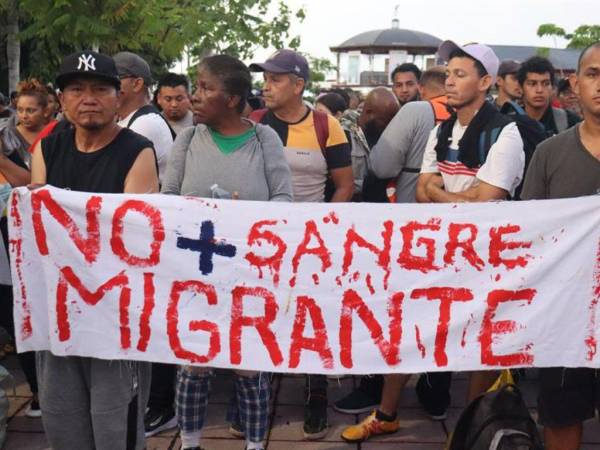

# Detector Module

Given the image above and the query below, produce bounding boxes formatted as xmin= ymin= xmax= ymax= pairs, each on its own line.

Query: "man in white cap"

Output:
xmin=417 ymin=40 xmax=525 ymax=402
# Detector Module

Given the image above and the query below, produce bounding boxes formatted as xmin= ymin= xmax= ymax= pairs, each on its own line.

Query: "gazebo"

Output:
xmin=329 ymin=19 xmax=442 ymax=89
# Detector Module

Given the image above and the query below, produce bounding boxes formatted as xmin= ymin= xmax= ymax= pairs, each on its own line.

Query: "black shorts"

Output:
xmin=538 ymin=367 xmax=600 ymax=427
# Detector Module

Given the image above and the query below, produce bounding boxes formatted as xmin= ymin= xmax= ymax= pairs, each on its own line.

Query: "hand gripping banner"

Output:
xmin=8 ymin=186 xmax=600 ymax=374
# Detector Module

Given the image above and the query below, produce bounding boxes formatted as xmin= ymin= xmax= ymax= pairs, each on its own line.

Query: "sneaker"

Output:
xmin=144 ymin=408 xmax=178 ymax=437
xmin=341 ymin=411 xmax=400 ymax=443
xmin=334 ymin=375 xmax=383 ymax=414
xmin=303 ymin=394 xmax=328 ymax=440
xmin=415 ymin=373 xmax=450 ymax=421
xmin=25 ymin=399 xmax=42 ymax=418
xmin=228 ymin=420 xmax=245 ymax=439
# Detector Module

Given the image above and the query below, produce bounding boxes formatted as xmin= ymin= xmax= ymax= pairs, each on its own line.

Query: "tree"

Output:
xmin=0 ymin=0 xmax=21 ymax=93
xmin=305 ymin=55 xmax=336 ymax=98
xmin=2 ymin=0 xmax=304 ymax=90
xmin=537 ymin=23 xmax=600 ymax=49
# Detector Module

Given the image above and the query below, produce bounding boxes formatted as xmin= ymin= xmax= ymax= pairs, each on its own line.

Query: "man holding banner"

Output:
xmin=342 ymin=41 xmax=526 ymax=443
xmin=521 ymin=42 xmax=600 ymax=450
xmin=28 ymin=51 xmax=159 ymax=450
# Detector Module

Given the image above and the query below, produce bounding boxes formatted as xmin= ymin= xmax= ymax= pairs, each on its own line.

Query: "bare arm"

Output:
xmin=124 ymin=148 xmax=159 ymax=194
xmin=329 ymin=166 xmax=354 ymax=202
xmin=30 ymin=141 xmax=47 ymax=185
xmin=416 ymin=173 xmax=440 ymax=203
xmin=425 ymin=177 xmax=508 ymax=203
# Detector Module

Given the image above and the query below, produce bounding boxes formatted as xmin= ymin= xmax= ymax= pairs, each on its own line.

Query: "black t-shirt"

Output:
xmin=0 ymin=110 xmax=11 ymax=119
xmin=41 ymin=127 xmax=154 ymax=193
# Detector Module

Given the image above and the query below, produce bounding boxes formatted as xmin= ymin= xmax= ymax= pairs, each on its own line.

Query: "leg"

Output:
xmin=304 ymin=374 xmax=328 ymax=440
xmin=340 ymin=374 xmax=407 ymax=443
xmin=544 ymin=424 xmax=583 ymax=450
xmin=36 ymin=352 xmax=95 ymax=450
xmin=467 ymin=370 xmax=498 ymax=402
xmin=538 ymin=367 xmax=596 ymax=450
xmin=234 ymin=370 xmax=270 ymax=449
xmin=416 ymin=372 xmax=451 ymax=419
xmin=89 ymin=359 xmax=150 ymax=450
xmin=145 ymin=362 xmax=177 ymax=436
xmin=176 ymin=366 xmax=213 ymax=449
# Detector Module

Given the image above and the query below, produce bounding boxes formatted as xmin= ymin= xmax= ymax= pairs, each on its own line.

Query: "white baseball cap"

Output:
xmin=438 ymin=40 xmax=500 ymax=83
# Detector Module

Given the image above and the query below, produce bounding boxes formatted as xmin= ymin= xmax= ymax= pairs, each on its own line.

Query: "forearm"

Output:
xmin=427 ymin=184 xmax=477 ymax=203
xmin=330 ymin=184 xmax=354 ymax=202
xmin=0 ymin=157 xmax=31 ymax=187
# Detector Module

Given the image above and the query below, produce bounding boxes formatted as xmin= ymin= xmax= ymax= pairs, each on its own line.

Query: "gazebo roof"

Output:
xmin=330 ymin=28 xmax=443 ymax=54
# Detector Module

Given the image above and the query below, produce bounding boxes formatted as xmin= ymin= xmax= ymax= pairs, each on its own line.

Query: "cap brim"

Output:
xmin=56 ymin=72 xmax=121 ymax=91
xmin=437 ymin=40 xmax=462 ymax=62
xmin=248 ymin=62 xmax=292 ymax=74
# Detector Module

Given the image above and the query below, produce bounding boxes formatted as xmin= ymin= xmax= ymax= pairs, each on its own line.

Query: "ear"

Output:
xmin=480 ymin=74 xmax=493 ymax=92
xmin=226 ymin=94 xmax=242 ymax=112
xmin=294 ymin=77 xmax=306 ymax=97
xmin=418 ymin=84 xmax=426 ymax=98
xmin=569 ymin=73 xmax=579 ymax=96
xmin=133 ymin=78 xmax=145 ymax=93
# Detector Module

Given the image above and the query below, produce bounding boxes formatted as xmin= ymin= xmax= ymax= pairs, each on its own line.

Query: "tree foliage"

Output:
xmin=1 ymin=0 xmax=304 ymax=88
xmin=305 ymin=55 xmax=336 ymax=97
xmin=537 ymin=23 xmax=600 ymax=49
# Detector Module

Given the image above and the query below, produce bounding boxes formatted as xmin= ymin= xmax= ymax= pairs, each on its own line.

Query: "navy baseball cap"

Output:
xmin=56 ymin=51 xmax=120 ymax=91
xmin=249 ymin=49 xmax=310 ymax=81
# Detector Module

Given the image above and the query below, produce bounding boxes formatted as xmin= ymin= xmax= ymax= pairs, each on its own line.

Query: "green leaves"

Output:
xmin=537 ymin=23 xmax=600 ymax=49
xmin=13 ymin=0 xmax=305 ymax=81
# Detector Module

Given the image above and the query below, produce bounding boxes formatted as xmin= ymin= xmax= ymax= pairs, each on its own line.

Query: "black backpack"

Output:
xmin=448 ymin=383 xmax=543 ymax=450
xmin=484 ymin=101 xmax=547 ymax=199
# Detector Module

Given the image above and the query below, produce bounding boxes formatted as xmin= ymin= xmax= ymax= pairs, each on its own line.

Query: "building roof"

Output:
xmin=489 ymin=45 xmax=581 ymax=71
xmin=330 ymin=28 xmax=442 ymax=54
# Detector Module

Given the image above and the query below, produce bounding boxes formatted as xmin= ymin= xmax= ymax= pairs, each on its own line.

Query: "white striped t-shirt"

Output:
xmin=420 ymin=120 xmax=524 ymax=196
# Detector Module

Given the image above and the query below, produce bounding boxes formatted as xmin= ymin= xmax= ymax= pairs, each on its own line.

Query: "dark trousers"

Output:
xmin=147 ymin=362 xmax=176 ymax=411
xmin=0 ymin=282 xmax=38 ymax=394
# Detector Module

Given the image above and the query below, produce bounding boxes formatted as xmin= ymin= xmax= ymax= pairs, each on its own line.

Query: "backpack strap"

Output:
xmin=477 ymin=113 xmax=513 ymax=165
xmin=248 ymin=108 xmax=268 ymax=124
xmin=552 ymin=107 xmax=568 ymax=133
xmin=127 ymin=104 xmax=176 ymax=140
xmin=312 ymin=110 xmax=330 ymax=157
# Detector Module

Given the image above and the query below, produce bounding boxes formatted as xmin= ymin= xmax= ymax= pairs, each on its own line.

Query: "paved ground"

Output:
xmin=4 ymin=355 xmax=600 ymax=449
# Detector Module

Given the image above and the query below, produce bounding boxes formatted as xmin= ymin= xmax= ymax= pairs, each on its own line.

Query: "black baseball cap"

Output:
xmin=249 ymin=49 xmax=310 ymax=81
xmin=56 ymin=51 xmax=121 ymax=91
xmin=498 ymin=60 xmax=521 ymax=77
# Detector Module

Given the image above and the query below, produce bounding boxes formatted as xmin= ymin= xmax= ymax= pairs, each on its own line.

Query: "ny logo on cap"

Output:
xmin=77 ymin=54 xmax=96 ymax=72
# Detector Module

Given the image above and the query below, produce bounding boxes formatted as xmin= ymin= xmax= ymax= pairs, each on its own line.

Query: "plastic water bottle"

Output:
xmin=210 ymin=184 xmax=232 ymax=199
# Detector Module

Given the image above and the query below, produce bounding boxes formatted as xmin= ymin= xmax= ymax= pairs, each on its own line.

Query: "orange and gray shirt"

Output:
xmin=258 ymin=109 xmax=351 ymax=202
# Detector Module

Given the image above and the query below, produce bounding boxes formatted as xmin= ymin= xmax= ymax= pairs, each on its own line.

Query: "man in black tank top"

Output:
xmin=30 ymin=51 xmax=158 ymax=450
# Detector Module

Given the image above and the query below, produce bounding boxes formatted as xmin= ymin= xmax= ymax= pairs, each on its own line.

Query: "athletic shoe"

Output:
xmin=25 ymin=399 xmax=42 ymax=418
xmin=303 ymin=394 xmax=328 ymax=440
xmin=341 ymin=411 xmax=400 ymax=442
xmin=415 ymin=373 xmax=450 ymax=421
xmin=228 ymin=421 xmax=245 ymax=439
xmin=144 ymin=408 xmax=178 ymax=437
xmin=334 ymin=375 xmax=383 ymax=414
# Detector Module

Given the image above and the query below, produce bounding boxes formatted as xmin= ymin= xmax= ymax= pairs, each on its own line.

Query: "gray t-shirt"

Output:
xmin=368 ymin=101 xmax=435 ymax=203
xmin=167 ymin=110 xmax=194 ymax=135
xmin=161 ymin=122 xmax=293 ymax=202
xmin=521 ymin=124 xmax=600 ymax=200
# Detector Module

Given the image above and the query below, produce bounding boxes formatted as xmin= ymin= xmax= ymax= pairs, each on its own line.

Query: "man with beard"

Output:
xmin=391 ymin=63 xmax=421 ymax=106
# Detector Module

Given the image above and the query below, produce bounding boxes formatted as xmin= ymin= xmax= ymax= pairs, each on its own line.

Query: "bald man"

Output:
xmin=370 ymin=67 xmax=449 ymax=202
xmin=358 ymin=87 xmax=400 ymax=148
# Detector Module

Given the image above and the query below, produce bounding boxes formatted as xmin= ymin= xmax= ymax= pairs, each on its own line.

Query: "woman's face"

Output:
xmin=192 ymin=68 xmax=233 ymax=126
xmin=46 ymin=94 xmax=60 ymax=117
xmin=16 ymin=95 xmax=49 ymax=132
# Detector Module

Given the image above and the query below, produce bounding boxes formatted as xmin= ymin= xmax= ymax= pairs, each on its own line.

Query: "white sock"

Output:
xmin=245 ymin=440 xmax=264 ymax=450
xmin=180 ymin=430 xmax=202 ymax=449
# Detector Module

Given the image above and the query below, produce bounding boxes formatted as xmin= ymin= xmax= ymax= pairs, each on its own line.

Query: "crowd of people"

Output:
xmin=0 ymin=37 xmax=599 ymax=450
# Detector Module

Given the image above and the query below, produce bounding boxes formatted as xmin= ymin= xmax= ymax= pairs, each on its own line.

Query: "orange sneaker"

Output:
xmin=341 ymin=410 xmax=400 ymax=442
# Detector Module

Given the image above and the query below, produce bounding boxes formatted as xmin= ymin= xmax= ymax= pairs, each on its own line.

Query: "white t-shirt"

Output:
xmin=118 ymin=110 xmax=174 ymax=182
xmin=420 ymin=121 xmax=525 ymax=196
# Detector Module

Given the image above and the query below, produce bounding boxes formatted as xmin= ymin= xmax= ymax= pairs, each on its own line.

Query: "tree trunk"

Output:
xmin=6 ymin=0 xmax=20 ymax=93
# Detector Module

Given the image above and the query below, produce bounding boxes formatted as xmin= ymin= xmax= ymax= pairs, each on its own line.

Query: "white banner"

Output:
xmin=9 ymin=186 xmax=600 ymax=374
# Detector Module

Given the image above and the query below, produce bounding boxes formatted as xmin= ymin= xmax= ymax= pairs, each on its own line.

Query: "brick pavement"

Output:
xmin=4 ymin=355 xmax=600 ymax=449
